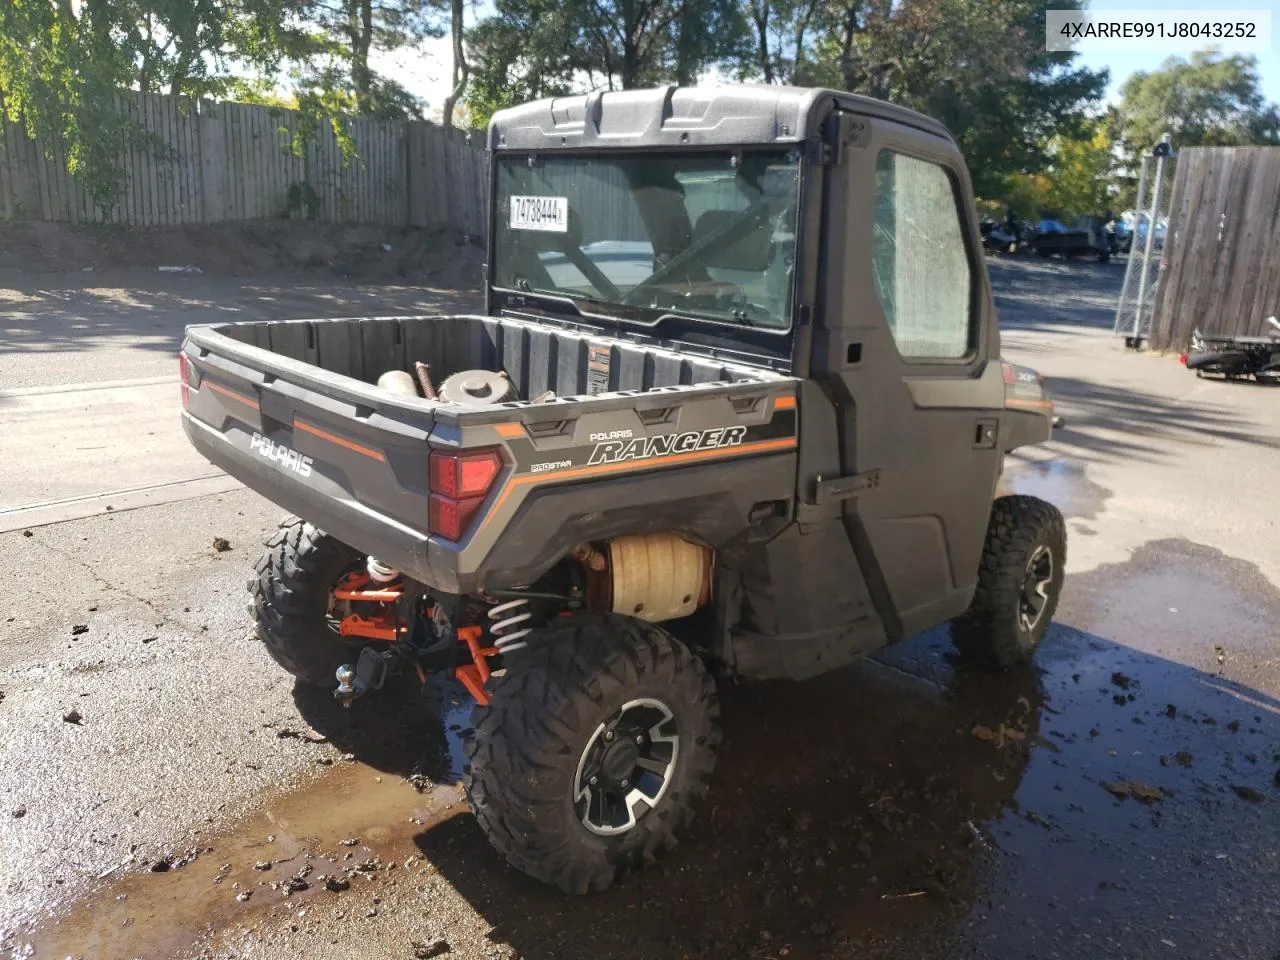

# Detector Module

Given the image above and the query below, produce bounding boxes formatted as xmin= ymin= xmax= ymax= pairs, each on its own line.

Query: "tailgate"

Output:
xmin=181 ymin=324 xmax=443 ymax=587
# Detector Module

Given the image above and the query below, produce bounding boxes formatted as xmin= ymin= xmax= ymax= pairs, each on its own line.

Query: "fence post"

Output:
xmin=1131 ymin=134 xmax=1172 ymax=342
xmin=1113 ymin=156 xmax=1149 ymax=337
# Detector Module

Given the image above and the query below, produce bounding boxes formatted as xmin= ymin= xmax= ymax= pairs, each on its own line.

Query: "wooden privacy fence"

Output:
xmin=1149 ymin=146 xmax=1280 ymax=350
xmin=0 ymin=92 xmax=488 ymax=237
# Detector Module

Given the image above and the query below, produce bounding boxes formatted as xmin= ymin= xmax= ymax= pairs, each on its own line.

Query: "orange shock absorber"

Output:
xmin=454 ymin=625 xmax=501 ymax=706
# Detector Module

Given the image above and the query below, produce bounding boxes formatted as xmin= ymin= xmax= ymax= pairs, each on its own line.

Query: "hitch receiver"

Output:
xmin=334 ymin=646 xmax=392 ymax=707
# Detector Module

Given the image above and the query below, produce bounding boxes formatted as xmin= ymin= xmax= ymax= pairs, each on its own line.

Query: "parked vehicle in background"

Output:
xmin=1118 ymin=211 xmax=1166 ymax=253
xmin=1024 ymin=214 xmax=1112 ymax=262
xmin=980 ymin=212 xmax=1022 ymax=254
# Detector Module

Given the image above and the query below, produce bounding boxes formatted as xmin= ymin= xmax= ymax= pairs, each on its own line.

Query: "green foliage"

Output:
xmin=461 ymin=0 xmax=748 ymax=127
xmin=989 ymin=121 xmax=1116 ymax=220
xmin=461 ymin=0 xmax=579 ymax=129
xmin=290 ymin=0 xmax=447 ymax=119
xmin=0 ymin=0 xmax=136 ymax=212
xmin=1116 ymin=51 xmax=1280 ymax=158
xmin=1044 ymin=122 xmax=1114 ymax=219
xmin=787 ymin=0 xmax=1108 ymax=198
xmin=463 ymin=0 xmax=1107 ymax=194
xmin=286 ymin=180 xmax=321 ymax=217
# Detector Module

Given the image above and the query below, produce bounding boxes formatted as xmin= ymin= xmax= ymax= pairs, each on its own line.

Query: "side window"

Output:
xmin=871 ymin=150 xmax=973 ymax=359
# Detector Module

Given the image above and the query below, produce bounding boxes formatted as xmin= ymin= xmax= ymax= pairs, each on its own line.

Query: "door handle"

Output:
xmin=973 ymin=418 xmax=998 ymax=449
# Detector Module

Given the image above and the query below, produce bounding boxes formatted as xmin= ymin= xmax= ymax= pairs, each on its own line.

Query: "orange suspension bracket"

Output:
xmin=454 ymin=625 xmax=500 ymax=707
xmin=332 ymin=571 xmax=405 ymax=603
xmin=339 ymin=613 xmax=400 ymax=642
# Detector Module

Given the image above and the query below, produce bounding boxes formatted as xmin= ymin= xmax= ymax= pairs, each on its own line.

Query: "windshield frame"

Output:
xmin=485 ymin=147 xmax=806 ymax=359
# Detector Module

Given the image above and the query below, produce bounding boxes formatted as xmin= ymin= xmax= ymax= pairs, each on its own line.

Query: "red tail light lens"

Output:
xmin=178 ymin=352 xmax=191 ymax=410
xmin=1000 ymin=361 xmax=1017 ymax=385
xmin=430 ymin=448 xmax=503 ymax=499
xmin=429 ymin=493 xmax=486 ymax=541
xmin=428 ymin=448 xmax=504 ymax=540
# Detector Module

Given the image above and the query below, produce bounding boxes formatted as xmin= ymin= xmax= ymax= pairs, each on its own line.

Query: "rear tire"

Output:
xmin=952 ymin=495 xmax=1066 ymax=669
xmin=1185 ymin=349 xmax=1250 ymax=376
xmin=250 ymin=516 xmax=365 ymax=686
xmin=465 ymin=615 xmax=720 ymax=894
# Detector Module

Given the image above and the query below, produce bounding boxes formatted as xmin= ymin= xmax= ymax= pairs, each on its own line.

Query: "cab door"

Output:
xmin=813 ymin=112 xmax=1006 ymax=640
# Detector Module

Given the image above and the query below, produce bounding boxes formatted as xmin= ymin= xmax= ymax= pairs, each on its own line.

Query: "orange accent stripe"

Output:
xmin=480 ymin=436 xmax=797 ymax=532
xmin=294 ymin=418 xmax=387 ymax=461
xmin=774 ymin=395 xmax=797 ymax=411
xmin=1005 ymin=398 xmax=1054 ymax=412
xmin=206 ymin=380 xmax=259 ymax=411
xmin=493 ymin=423 xmax=526 ymax=438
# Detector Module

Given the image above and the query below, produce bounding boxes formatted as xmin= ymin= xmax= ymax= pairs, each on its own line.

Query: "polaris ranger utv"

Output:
xmin=180 ymin=85 xmax=1064 ymax=894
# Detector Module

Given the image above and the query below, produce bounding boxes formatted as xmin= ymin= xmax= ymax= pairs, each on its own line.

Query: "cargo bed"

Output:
xmin=181 ymin=313 xmax=800 ymax=595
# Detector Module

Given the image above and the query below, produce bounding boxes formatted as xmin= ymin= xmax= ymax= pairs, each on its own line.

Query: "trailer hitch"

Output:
xmin=334 ymin=646 xmax=393 ymax=707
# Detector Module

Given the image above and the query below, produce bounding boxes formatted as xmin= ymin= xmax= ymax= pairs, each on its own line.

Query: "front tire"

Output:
xmin=952 ymin=495 xmax=1066 ymax=669
xmin=465 ymin=615 xmax=720 ymax=894
xmin=250 ymin=516 xmax=365 ymax=686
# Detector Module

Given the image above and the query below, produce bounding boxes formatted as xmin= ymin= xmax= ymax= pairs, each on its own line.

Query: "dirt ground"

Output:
xmin=3 ymin=242 xmax=1280 ymax=960
xmin=0 ymin=220 xmax=485 ymax=287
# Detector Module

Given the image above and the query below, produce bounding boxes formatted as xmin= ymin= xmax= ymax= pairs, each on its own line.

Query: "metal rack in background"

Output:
xmin=1114 ymin=135 xmax=1175 ymax=347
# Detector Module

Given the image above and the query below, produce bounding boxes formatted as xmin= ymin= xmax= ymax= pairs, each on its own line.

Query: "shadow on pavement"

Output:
xmin=293 ymin=673 xmax=471 ymax=785
xmin=406 ymin=540 xmax=1280 ymax=960
xmin=1034 ymin=375 xmax=1280 ymax=465
xmin=411 ymin=632 xmax=1044 ymax=960
xmin=0 ymin=275 xmax=481 ymax=360
xmin=988 ymin=257 xmax=1126 ymax=331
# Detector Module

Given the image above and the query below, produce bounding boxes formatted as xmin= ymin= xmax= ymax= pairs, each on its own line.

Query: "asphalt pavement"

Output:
xmin=2 ymin=257 xmax=1280 ymax=960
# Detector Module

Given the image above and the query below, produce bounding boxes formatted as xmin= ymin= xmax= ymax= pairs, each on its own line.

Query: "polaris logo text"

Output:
xmin=250 ymin=432 xmax=314 ymax=478
xmin=588 ymin=426 xmax=748 ymax=465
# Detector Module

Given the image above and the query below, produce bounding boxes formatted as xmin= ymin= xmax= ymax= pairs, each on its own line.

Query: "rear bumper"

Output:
xmin=183 ymin=414 xmax=461 ymax=594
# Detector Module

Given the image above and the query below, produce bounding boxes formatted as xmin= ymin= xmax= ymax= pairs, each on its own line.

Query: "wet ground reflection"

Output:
xmin=19 ymin=540 xmax=1280 ymax=960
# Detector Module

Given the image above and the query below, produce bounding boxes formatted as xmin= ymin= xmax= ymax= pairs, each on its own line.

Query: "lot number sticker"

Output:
xmin=510 ymin=195 xmax=568 ymax=232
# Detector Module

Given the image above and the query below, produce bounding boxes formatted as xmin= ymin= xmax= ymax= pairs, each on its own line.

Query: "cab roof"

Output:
xmin=487 ymin=85 xmax=954 ymax=152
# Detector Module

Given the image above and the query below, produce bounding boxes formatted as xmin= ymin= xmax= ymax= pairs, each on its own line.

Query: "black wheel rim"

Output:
xmin=1018 ymin=544 xmax=1054 ymax=633
xmin=573 ymin=699 xmax=680 ymax=836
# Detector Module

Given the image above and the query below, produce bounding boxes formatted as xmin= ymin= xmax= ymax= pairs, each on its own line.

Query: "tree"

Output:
xmin=462 ymin=0 xmax=582 ymax=128
xmin=112 ymin=0 xmax=290 ymax=98
xmin=293 ymin=0 xmax=448 ymax=118
xmin=1 ymin=0 xmax=311 ymax=208
xmin=441 ymin=0 xmax=469 ymax=126
xmin=740 ymin=0 xmax=821 ymax=83
xmin=1043 ymin=121 xmax=1113 ymax=218
xmin=461 ymin=0 xmax=746 ymax=127
xmin=0 ymin=0 xmax=136 ymax=209
xmin=1115 ymin=51 xmax=1280 ymax=156
xmin=738 ymin=0 xmax=1107 ymax=198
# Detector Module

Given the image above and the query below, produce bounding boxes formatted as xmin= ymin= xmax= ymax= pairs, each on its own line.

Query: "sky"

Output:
xmin=1073 ymin=0 xmax=1280 ymax=102
xmin=377 ymin=0 xmax=1280 ymax=117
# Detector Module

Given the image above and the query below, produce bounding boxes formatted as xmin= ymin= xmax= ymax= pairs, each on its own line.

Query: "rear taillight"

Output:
xmin=428 ymin=448 xmax=504 ymax=540
xmin=178 ymin=352 xmax=191 ymax=410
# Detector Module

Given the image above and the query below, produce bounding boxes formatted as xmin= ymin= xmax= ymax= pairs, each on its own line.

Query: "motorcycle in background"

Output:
xmin=1182 ymin=317 xmax=1280 ymax=383
xmin=980 ymin=213 xmax=1022 ymax=254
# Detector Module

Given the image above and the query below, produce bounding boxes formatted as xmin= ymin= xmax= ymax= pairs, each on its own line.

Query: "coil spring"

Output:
xmin=487 ymin=598 xmax=532 ymax=653
xmin=367 ymin=557 xmax=400 ymax=584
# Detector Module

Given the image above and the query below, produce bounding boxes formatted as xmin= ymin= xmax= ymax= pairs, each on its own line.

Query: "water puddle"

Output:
xmin=21 ymin=761 xmax=464 ymax=959
xmin=15 ymin=680 xmax=475 ymax=960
